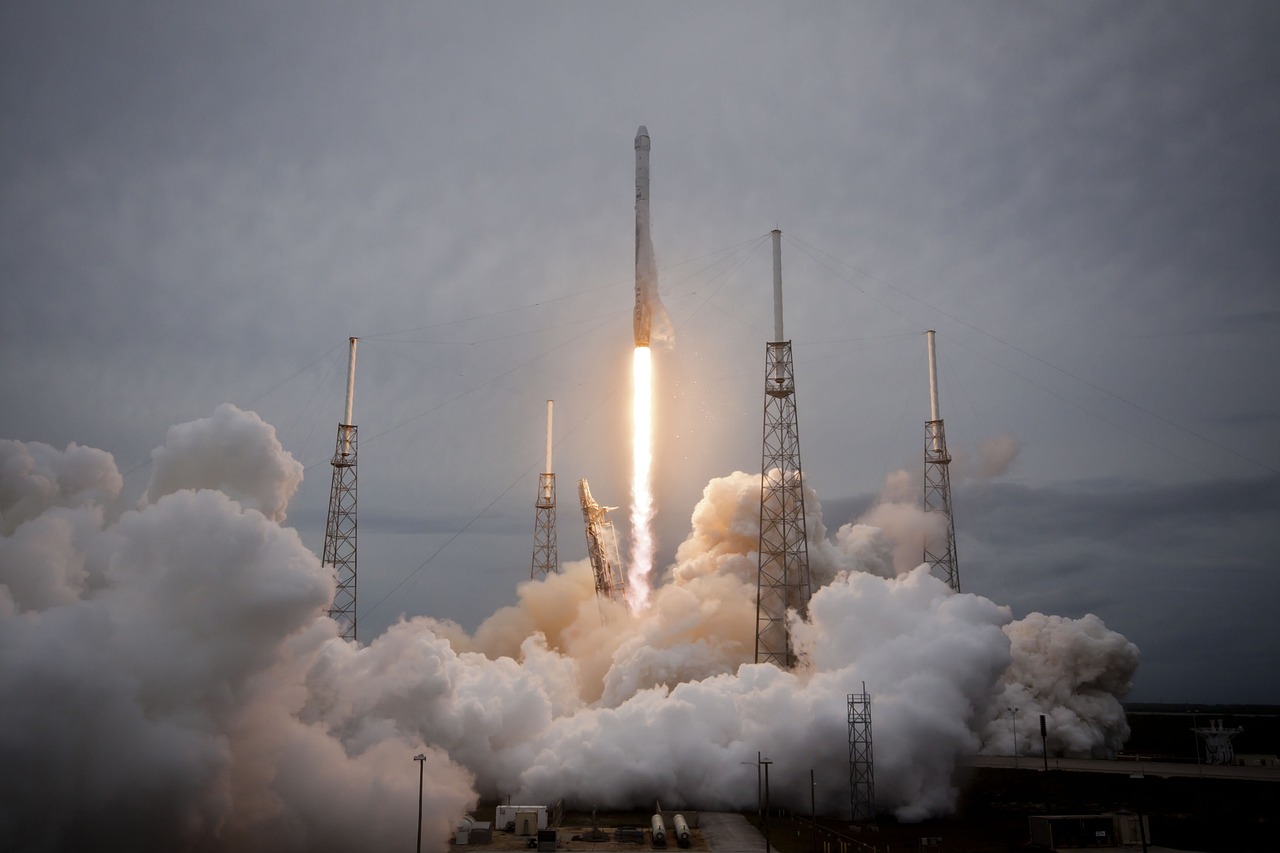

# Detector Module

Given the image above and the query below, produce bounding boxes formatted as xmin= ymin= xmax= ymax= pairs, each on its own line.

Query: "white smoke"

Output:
xmin=0 ymin=438 xmax=122 ymax=534
xmin=0 ymin=413 xmax=1139 ymax=849
xmin=0 ymin=412 xmax=473 ymax=853
xmin=951 ymin=434 xmax=1021 ymax=484
xmin=144 ymin=403 xmax=304 ymax=522
xmin=980 ymin=612 xmax=1140 ymax=759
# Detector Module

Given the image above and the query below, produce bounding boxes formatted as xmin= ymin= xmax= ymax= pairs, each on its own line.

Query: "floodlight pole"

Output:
xmin=741 ymin=751 xmax=764 ymax=816
xmin=1009 ymin=708 xmax=1019 ymax=769
xmin=810 ymin=768 xmax=817 ymax=853
xmin=761 ymin=757 xmax=773 ymax=852
xmin=414 ymin=753 xmax=426 ymax=853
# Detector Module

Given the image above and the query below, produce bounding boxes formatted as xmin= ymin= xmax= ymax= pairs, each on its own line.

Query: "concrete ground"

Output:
xmin=697 ymin=812 xmax=768 ymax=852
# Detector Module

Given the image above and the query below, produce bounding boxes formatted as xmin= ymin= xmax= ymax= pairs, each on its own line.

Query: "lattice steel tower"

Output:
xmin=323 ymin=337 xmax=359 ymax=641
xmin=531 ymin=400 xmax=559 ymax=579
xmin=848 ymin=684 xmax=876 ymax=822
xmin=756 ymin=230 xmax=811 ymax=668
xmin=922 ymin=330 xmax=959 ymax=592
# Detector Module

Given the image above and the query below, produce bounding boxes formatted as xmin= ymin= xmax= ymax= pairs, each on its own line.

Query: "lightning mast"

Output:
xmin=579 ymin=479 xmax=626 ymax=604
xmin=756 ymin=229 xmax=811 ymax=668
xmin=923 ymin=330 xmax=960 ymax=592
xmin=323 ymin=336 xmax=359 ymax=641
xmin=531 ymin=400 xmax=559 ymax=579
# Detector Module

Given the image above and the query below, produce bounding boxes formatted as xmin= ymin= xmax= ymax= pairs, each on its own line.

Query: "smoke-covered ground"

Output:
xmin=0 ymin=406 xmax=1138 ymax=852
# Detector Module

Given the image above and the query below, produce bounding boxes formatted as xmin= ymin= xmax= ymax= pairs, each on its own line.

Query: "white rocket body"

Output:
xmin=634 ymin=126 xmax=672 ymax=347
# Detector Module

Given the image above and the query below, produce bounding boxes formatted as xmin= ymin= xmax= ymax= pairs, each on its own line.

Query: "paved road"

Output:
xmin=699 ymin=812 xmax=769 ymax=852
xmin=965 ymin=754 xmax=1280 ymax=781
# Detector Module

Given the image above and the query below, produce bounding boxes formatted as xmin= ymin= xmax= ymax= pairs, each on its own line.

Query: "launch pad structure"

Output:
xmin=922 ymin=330 xmax=960 ymax=592
xmin=578 ymin=479 xmax=627 ymax=605
xmin=755 ymin=230 xmax=812 ymax=668
xmin=531 ymin=401 xmax=559 ymax=580
xmin=323 ymin=337 xmax=359 ymax=642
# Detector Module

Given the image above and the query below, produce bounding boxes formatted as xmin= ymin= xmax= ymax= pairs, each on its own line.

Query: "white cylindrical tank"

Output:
xmin=673 ymin=814 xmax=691 ymax=845
xmin=651 ymin=813 xmax=667 ymax=844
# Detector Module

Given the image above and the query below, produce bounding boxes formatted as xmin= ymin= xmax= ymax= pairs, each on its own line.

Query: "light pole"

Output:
xmin=810 ymin=768 xmax=817 ymax=853
xmin=761 ymin=757 xmax=773 ymax=853
xmin=1008 ymin=707 xmax=1019 ymax=769
xmin=414 ymin=753 xmax=426 ymax=853
xmin=740 ymin=752 xmax=762 ymax=816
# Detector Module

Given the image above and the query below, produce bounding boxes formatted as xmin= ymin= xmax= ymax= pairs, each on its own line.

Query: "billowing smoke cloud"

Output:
xmin=1 ymin=412 xmax=1137 ymax=849
xmin=981 ymin=612 xmax=1140 ymax=759
xmin=952 ymin=434 xmax=1021 ymax=484
xmin=0 ymin=414 xmax=472 ymax=853
xmin=144 ymin=403 xmax=304 ymax=522
xmin=0 ymin=438 xmax=122 ymax=535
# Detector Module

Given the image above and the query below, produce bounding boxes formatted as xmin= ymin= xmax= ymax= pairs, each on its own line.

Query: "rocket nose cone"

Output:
xmin=636 ymin=125 xmax=650 ymax=147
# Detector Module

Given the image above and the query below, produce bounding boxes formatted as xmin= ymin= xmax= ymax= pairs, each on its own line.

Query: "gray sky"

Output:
xmin=3 ymin=1 xmax=1277 ymax=703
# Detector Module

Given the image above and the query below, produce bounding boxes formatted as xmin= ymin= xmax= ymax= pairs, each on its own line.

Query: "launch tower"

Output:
xmin=323 ymin=337 xmax=359 ymax=641
xmin=579 ymin=479 xmax=627 ymax=604
xmin=756 ymin=230 xmax=811 ymax=668
xmin=531 ymin=400 xmax=559 ymax=579
xmin=922 ymin=330 xmax=960 ymax=592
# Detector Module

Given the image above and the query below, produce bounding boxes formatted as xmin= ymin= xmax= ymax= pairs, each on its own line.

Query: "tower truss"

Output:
xmin=323 ymin=423 xmax=358 ymax=641
xmin=531 ymin=401 xmax=559 ymax=580
xmin=531 ymin=473 xmax=558 ymax=579
xmin=323 ymin=337 xmax=359 ymax=641
xmin=923 ymin=420 xmax=959 ymax=591
xmin=756 ymin=339 xmax=811 ymax=668
xmin=848 ymin=684 xmax=876 ymax=823
xmin=922 ymin=330 xmax=959 ymax=592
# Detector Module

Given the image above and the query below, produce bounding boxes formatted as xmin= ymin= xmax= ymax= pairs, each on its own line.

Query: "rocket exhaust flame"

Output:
xmin=629 ymin=345 xmax=655 ymax=611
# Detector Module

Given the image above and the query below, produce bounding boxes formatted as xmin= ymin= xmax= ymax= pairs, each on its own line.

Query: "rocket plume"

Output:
xmin=629 ymin=345 xmax=655 ymax=611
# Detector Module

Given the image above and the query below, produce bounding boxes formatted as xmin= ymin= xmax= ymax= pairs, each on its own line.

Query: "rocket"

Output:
xmin=634 ymin=126 xmax=672 ymax=347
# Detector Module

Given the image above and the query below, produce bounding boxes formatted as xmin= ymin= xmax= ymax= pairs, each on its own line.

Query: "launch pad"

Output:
xmin=456 ymin=809 xmax=708 ymax=851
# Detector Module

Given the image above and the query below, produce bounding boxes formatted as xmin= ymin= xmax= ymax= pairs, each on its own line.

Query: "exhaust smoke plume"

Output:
xmin=1 ymin=410 xmax=1138 ymax=850
xmin=629 ymin=346 xmax=657 ymax=611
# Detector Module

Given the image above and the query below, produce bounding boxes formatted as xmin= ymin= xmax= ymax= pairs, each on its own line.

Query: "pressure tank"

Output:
xmin=650 ymin=813 xmax=667 ymax=845
xmin=673 ymin=814 xmax=691 ymax=846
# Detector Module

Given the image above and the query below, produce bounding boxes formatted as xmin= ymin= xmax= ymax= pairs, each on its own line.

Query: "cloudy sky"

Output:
xmin=3 ymin=2 xmax=1277 ymax=703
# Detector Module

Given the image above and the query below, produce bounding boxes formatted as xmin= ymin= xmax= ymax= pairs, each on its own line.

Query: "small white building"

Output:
xmin=495 ymin=804 xmax=548 ymax=836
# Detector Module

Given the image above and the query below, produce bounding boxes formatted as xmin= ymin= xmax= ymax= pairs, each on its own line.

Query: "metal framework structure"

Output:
xmin=578 ymin=479 xmax=626 ymax=604
xmin=531 ymin=400 xmax=559 ymax=579
xmin=531 ymin=472 xmax=558 ymax=579
xmin=848 ymin=684 xmax=876 ymax=823
xmin=1192 ymin=719 xmax=1245 ymax=765
xmin=756 ymin=339 xmax=811 ymax=667
xmin=923 ymin=419 xmax=959 ymax=591
xmin=323 ymin=423 xmax=358 ymax=641
xmin=922 ymin=331 xmax=959 ymax=592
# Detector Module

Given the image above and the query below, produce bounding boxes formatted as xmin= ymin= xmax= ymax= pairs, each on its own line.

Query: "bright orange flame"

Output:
xmin=629 ymin=345 xmax=655 ymax=611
